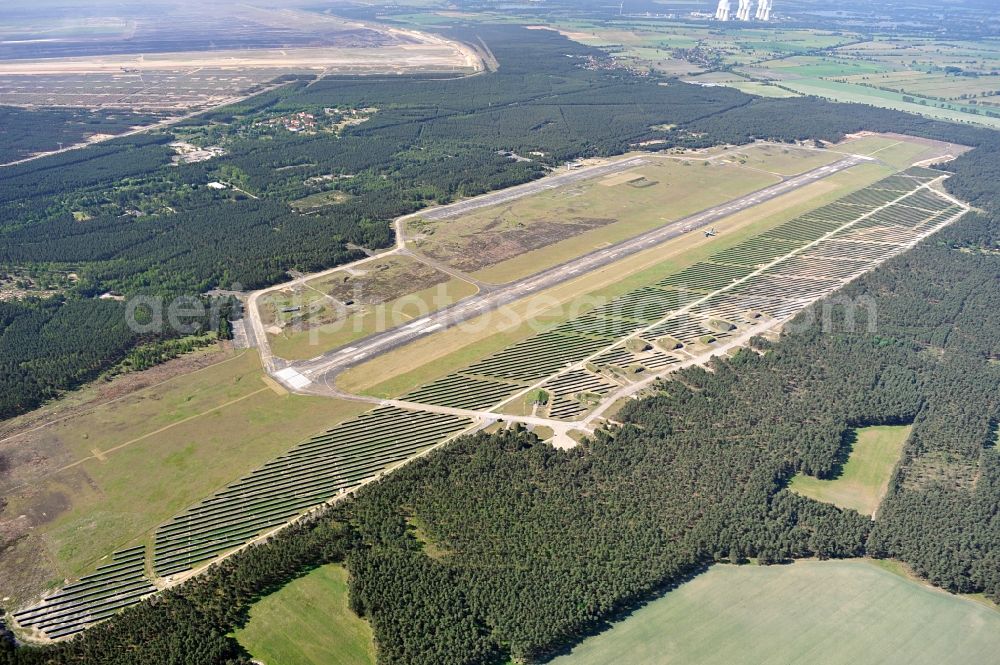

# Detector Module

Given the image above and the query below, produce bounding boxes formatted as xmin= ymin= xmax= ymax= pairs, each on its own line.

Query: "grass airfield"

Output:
xmin=0 ymin=350 xmax=368 ymax=606
xmin=337 ymin=134 xmax=955 ymax=400
xmin=408 ymin=145 xmax=837 ymax=285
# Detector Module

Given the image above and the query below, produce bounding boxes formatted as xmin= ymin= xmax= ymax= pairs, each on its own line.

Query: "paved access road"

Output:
xmin=278 ymin=154 xmax=870 ymax=391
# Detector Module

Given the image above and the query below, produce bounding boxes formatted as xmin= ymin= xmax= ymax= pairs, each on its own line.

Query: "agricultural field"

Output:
xmin=769 ymin=77 xmax=1000 ymax=129
xmin=521 ymin=17 xmax=1000 ymax=129
xmin=726 ymin=37 xmax=1000 ymax=129
xmin=407 ymin=147 xmax=838 ymax=284
xmin=685 ymin=71 xmax=800 ymax=98
xmin=0 ymin=350 xmax=369 ymax=608
xmin=547 ymin=560 xmax=1000 ymax=665
xmin=235 ymin=564 xmax=375 ymax=665
xmin=789 ymin=425 xmax=911 ymax=516
xmin=524 ymin=21 xmax=859 ymax=74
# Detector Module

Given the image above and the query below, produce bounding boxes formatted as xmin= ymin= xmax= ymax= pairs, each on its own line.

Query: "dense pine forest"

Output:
xmin=4 ymin=26 xmax=991 ymax=298
xmin=0 ymin=23 xmax=999 ymax=663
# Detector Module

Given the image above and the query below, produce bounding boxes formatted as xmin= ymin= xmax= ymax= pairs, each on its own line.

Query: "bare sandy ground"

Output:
xmin=0 ymin=44 xmax=478 ymax=76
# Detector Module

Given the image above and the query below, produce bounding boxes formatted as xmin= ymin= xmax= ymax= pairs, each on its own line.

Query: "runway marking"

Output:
xmin=274 ymin=367 xmax=311 ymax=390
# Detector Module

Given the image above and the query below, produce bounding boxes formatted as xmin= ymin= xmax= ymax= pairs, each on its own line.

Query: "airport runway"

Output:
xmin=276 ymin=154 xmax=870 ymax=391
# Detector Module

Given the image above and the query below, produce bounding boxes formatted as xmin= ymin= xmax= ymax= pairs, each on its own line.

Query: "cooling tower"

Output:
xmin=755 ymin=0 xmax=773 ymax=21
xmin=737 ymin=0 xmax=753 ymax=21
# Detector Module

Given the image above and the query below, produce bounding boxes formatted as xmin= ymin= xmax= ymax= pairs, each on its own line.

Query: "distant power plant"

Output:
xmin=736 ymin=0 xmax=752 ymax=21
xmin=715 ymin=0 xmax=772 ymax=21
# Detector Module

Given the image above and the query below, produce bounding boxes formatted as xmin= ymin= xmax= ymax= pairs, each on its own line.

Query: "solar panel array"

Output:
xmin=153 ymin=407 xmax=471 ymax=576
xmin=14 ymin=547 xmax=155 ymax=639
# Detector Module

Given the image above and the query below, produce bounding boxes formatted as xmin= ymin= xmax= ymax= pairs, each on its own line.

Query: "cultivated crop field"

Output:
xmin=536 ymin=18 xmax=1000 ymax=129
xmin=527 ymin=21 xmax=859 ymax=73
xmin=732 ymin=38 xmax=1000 ymax=129
xmin=547 ymin=560 xmax=1000 ymax=665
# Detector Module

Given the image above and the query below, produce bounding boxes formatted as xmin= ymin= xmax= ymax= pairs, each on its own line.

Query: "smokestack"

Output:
xmin=755 ymin=0 xmax=773 ymax=21
xmin=737 ymin=0 xmax=752 ymax=21
xmin=715 ymin=0 xmax=731 ymax=20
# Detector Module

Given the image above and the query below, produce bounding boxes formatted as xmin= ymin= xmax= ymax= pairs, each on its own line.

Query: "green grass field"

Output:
xmin=777 ymin=78 xmax=1000 ymax=129
xmin=534 ymin=21 xmax=858 ymax=70
xmin=235 ymin=564 xmax=375 ymax=665
xmin=789 ymin=425 xmax=910 ymax=516
xmin=833 ymin=136 xmax=945 ymax=170
xmin=534 ymin=20 xmax=1000 ymax=128
xmin=547 ymin=560 xmax=1000 ymax=665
